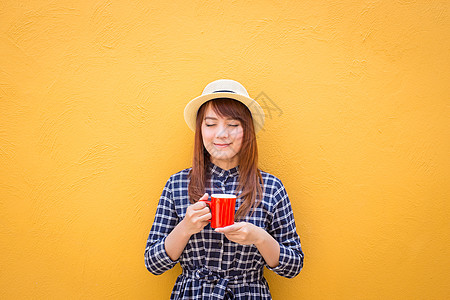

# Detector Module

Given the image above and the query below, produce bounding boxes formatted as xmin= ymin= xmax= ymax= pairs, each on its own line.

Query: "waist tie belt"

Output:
xmin=182 ymin=267 xmax=263 ymax=300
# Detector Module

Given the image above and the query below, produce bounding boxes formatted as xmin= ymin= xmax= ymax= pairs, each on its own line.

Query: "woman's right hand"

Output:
xmin=164 ymin=193 xmax=211 ymax=261
xmin=180 ymin=193 xmax=211 ymax=236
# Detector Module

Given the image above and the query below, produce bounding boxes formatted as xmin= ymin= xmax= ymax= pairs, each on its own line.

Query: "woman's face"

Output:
xmin=201 ymin=104 xmax=244 ymax=169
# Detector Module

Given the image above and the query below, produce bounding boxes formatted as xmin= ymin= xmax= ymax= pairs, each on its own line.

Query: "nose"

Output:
xmin=215 ymin=125 xmax=229 ymax=139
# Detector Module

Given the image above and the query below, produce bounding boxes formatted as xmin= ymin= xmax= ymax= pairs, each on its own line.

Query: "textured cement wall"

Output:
xmin=1 ymin=0 xmax=449 ymax=299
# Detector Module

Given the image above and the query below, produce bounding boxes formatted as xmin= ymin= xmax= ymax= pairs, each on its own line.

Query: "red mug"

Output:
xmin=200 ymin=194 xmax=236 ymax=228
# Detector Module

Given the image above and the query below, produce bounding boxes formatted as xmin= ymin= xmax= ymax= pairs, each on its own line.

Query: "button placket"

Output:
xmin=218 ymin=232 xmax=225 ymax=268
xmin=220 ymin=180 xmax=226 ymax=193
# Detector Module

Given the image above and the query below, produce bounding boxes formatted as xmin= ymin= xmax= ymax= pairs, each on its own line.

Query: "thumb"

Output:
xmin=215 ymin=222 xmax=242 ymax=233
xmin=199 ymin=193 xmax=209 ymax=201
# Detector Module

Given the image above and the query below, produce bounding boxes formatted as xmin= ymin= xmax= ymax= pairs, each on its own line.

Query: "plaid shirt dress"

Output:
xmin=144 ymin=162 xmax=304 ymax=299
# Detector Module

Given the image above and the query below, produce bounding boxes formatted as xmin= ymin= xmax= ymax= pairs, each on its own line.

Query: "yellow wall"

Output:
xmin=1 ymin=0 xmax=449 ymax=299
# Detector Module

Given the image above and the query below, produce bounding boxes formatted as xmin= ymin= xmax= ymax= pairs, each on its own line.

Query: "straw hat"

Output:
xmin=183 ymin=79 xmax=265 ymax=133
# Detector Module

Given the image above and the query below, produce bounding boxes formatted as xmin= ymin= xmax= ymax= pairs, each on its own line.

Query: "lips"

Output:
xmin=214 ymin=143 xmax=231 ymax=148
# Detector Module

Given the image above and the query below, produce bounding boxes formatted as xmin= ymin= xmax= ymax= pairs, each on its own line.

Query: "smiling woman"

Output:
xmin=201 ymin=100 xmax=245 ymax=171
xmin=144 ymin=79 xmax=304 ymax=300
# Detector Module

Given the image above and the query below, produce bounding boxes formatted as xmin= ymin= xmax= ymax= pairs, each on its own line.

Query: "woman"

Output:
xmin=144 ymin=79 xmax=304 ymax=299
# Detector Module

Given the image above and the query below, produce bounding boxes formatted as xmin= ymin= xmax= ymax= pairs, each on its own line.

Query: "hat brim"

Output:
xmin=184 ymin=92 xmax=265 ymax=133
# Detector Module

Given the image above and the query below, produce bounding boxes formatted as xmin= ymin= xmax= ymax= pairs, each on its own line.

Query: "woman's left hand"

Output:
xmin=216 ymin=222 xmax=281 ymax=268
xmin=214 ymin=222 xmax=264 ymax=246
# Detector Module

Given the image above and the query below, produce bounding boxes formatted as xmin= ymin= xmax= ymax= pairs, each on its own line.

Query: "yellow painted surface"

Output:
xmin=1 ymin=1 xmax=449 ymax=299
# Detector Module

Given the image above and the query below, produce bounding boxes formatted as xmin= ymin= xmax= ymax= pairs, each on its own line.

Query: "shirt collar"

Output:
xmin=208 ymin=162 xmax=240 ymax=179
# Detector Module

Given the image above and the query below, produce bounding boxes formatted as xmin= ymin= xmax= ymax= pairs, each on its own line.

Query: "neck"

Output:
xmin=210 ymin=157 xmax=239 ymax=171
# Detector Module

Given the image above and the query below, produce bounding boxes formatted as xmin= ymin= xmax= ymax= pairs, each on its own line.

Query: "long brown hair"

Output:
xmin=188 ymin=98 xmax=263 ymax=220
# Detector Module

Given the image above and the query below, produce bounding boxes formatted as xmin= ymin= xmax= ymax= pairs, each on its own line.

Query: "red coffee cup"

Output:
xmin=200 ymin=194 xmax=236 ymax=228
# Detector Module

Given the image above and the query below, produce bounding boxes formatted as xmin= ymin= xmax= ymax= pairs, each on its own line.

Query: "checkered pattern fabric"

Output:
xmin=144 ymin=162 xmax=304 ymax=299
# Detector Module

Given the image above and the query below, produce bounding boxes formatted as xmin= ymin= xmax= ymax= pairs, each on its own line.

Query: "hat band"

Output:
xmin=213 ymin=90 xmax=236 ymax=93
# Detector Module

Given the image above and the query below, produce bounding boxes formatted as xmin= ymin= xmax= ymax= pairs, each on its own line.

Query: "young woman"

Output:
xmin=145 ymin=79 xmax=304 ymax=299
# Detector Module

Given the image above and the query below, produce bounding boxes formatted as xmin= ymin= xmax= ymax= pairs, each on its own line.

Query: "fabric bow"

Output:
xmin=195 ymin=267 xmax=234 ymax=300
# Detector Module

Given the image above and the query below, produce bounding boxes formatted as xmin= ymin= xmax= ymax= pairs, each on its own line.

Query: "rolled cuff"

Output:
xmin=265 ymin=245 xmax=303 ymax=278
xmin=145 ymin=236 xmax=179 ymax=275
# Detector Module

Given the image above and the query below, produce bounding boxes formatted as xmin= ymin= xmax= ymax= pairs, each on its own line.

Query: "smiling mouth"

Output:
xmin=214 ymin=143 xmax=231 ymax=148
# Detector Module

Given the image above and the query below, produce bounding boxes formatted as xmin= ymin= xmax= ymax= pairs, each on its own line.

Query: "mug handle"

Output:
xmin=199 ymin=198 xmax=211 ymax=222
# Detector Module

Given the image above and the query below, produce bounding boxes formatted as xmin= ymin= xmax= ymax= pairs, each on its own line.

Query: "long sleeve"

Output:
xmin=265 ymin=182 xmax=304 ymax=278
xmin=144 ymin=177 xmax=180 ymax=275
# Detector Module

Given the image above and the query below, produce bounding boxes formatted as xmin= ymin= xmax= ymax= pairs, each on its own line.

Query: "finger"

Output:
xmin=194 ymin=207 xmax=211 ymax=217
xmin=200 ymin=207 xmax=211 ymax=215
xmin=198 ymin=212 xmax=212 ymax=222
xmin=215 ymin=223 xmax=243 ymax=233
xmin=189 ymin=208 xmax=210 ymax=222
xmin=196 ymin=193 xmax=209 ymax=204
xmin=192 ymin=201 xmax=207 ymax=210
xmin=192 ymin=193 xmax=209 ymax=209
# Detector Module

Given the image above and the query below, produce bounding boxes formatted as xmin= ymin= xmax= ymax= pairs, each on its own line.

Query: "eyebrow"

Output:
xmin=204 ymin=116 xmax=238 ymax=121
